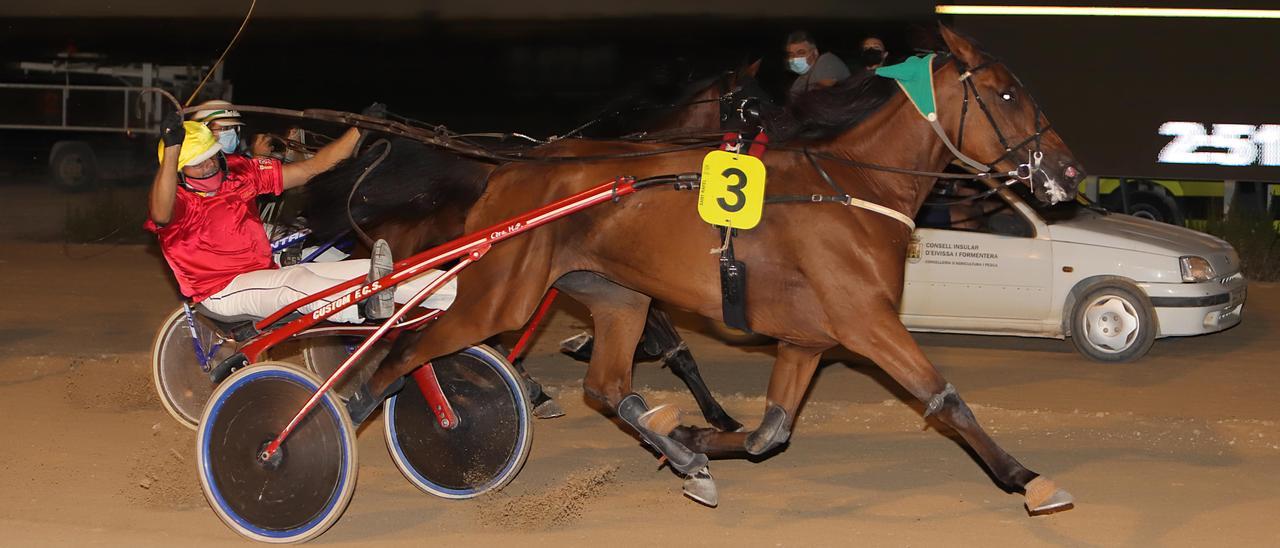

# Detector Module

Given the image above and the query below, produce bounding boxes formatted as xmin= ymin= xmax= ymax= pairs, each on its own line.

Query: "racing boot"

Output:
xmin=362 ymin=239 xmax=395 ymax=320
xmin=616 ymin=393 xmax=708 ymax=476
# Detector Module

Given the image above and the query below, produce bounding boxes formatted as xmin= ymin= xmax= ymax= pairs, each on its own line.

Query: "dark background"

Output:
xmin=0 ymin=10 xmax=932 ymax=136
xmin=952 ymin=7 xmax=1280 ymax=182
xmin=3 ymin=1 xmax=1279 ymax=181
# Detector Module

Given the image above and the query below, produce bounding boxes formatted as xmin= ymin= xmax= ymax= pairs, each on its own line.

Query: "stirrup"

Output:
xmin=363 ymin=239 xmax=395 ymax=320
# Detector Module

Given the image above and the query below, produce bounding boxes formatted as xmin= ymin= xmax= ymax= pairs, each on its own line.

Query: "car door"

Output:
xmin=900 ymin=182 xmax=1053 ymax=324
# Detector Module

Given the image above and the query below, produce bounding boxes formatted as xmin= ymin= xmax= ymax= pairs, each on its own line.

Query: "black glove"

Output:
xmin=360 ymin=102 xmax=388 ymax=119
xmin=160 ymin=110 xmax=184 ymax=148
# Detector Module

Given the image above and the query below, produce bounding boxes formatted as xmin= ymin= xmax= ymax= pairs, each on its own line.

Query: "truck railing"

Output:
xmin=0 ymin=82 xmax=159 ymax=134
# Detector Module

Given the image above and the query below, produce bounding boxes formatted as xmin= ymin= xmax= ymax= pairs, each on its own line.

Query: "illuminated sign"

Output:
xmin=936 ymin=6 xmax=1280 ymax=19
xmin=1158 ymin=122 xmax=1280 ymax=167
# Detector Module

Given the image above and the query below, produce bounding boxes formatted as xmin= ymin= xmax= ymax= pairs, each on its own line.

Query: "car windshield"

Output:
xmin=914 ymin=179 xmax=1036 ymax=237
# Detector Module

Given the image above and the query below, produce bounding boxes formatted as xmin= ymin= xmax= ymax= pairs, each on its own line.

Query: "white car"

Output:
xmin=898 ymin=179 xmax=1246 ymax=362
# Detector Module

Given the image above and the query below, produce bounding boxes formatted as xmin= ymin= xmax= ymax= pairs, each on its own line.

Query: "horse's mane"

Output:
xmin=303 ymin=138 xmax=491 ymax=242
xmin=578 ymin=66 xmax=725 ymax=137
xmin=762 ymin=68 xmax=901 ymax=142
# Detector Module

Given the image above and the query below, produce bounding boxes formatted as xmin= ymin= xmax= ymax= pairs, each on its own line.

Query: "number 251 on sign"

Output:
xmin=697 ymin=150 xmax=767 ymax=230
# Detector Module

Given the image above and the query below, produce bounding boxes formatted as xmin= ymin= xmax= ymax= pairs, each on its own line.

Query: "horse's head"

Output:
xmin=939 ymin=25 xmax=1083 ymax=205
xmin=647 ymin=59 xmax=771 ymax=133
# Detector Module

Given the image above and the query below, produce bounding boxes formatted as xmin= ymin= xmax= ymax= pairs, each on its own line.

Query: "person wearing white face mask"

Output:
xmin=784 ymin=30 xmax=851 ymax=101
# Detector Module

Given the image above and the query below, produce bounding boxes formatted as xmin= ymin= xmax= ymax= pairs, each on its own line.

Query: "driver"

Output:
xmin=145 ymin=112 xmax=455 ymax=324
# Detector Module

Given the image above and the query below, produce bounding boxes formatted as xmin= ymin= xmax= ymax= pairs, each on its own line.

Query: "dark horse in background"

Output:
xmin=346 ymin=26 xmax=1084 ymax=511
xmin=305 ymin=59 xmax=767 ymax=430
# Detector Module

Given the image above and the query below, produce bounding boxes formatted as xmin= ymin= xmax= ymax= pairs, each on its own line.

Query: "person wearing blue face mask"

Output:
xmin=785 ymin=31 xmax=851 ymax=101
xmin=191 ymin=99 xmax=281 ymax=158
xmin=192 ymin=100 xmax=247 ymax=155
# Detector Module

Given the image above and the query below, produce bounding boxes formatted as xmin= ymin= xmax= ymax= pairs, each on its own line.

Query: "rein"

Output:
xmin=156 ymin=53 xmax=1052 ymax=234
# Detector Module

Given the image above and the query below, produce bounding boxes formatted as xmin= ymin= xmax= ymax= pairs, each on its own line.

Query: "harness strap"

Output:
xmin=764 ymin=194 xmax=916 ymax=230
xmin=928 ymin=118 xmax=991 ymax=173
xmin=800 ymin=150 xmax=918 ymax=231
xmin=844 ymin=196 xmax=917 ymax=230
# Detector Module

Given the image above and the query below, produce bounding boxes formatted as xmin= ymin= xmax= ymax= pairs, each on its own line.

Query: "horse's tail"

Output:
xmin=303 ymin=137 xmax=494 ymax=243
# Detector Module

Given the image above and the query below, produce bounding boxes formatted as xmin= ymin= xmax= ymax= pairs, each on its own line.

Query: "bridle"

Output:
xmin=949 ymin=54 xmax=1054 ymax=185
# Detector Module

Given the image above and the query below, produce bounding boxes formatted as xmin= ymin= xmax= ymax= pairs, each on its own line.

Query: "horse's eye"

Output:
xmin=1000 ymin=90 xmax=1016 ymax=102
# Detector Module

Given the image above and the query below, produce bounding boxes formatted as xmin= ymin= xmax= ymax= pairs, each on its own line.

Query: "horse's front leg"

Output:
xmin=671 ymin=341 xmax=827 ymax=456
xmin=843 ymin=315 xmax=1075 ymax=514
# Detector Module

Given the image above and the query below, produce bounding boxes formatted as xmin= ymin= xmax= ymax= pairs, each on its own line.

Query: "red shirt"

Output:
xmin=145 ymin=155 xmax=285 ymax=302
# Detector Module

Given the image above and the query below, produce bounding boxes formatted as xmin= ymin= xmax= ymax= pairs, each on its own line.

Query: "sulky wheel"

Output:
xmin=383 ymin=344 xmax=532 ymax=499
xmin=152 ymin=306 xmax=236 ymax=429
xmin=197 ymin=363 xmax=357 ymax=543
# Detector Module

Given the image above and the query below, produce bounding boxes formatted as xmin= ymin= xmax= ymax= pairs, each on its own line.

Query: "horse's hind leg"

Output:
xmin=555 ymin=272 xmax=717 ymax=505
xmin=847 ymin=320 xmax=1074 ymax=514
xmin=671 ymin=341 xmax=827 ymax=456
xmin=644 ymin=308 xmax=744 ymax=432
xmin=560 ymin=307 xmax=743 ymax=432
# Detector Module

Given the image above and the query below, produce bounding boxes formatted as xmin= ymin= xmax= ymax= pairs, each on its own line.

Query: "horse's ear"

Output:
xmin=938 ymin=23 xmax=982 ymax=67
xmin=744 ymin=58 xmax=762 ymax=78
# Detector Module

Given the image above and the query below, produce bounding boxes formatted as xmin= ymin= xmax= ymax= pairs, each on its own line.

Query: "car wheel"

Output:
xmin=1103 ymin=183 xmax=1184 ymax=226
xmin=49 ymin=141 xmax=98 ymax=192
xmin=1069 ymin=282 xmax=1157 ymax=363
xmin=1125 ymin=191 xmax=1184 ymax=226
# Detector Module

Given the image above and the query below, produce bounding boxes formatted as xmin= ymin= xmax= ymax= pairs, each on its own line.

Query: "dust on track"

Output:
xmin=475 ymin=465 xmax=620 ymax=530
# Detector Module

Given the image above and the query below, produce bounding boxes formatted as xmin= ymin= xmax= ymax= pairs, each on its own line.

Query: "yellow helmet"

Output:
xmin=157 ymin=121 xmax=221 ymax=171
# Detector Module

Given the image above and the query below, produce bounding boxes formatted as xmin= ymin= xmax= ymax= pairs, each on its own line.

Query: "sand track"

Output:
xmin=1 ymin=240 xmax=1278 ymax=546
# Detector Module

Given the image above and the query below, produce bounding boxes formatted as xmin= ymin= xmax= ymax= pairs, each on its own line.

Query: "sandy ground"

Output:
xmin=1 ymin=181 xmax=1279 ymax=546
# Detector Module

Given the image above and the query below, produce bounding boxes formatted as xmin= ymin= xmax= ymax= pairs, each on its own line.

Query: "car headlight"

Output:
xmin=1180 ymin=256 xmax=1215 ymax=282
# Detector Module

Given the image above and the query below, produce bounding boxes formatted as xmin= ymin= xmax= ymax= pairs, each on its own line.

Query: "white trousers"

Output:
xmin=201 ymin=260 xmax=457 ymax=323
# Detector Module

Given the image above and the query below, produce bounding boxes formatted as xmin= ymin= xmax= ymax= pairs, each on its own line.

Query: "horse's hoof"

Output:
xmin=1024 ymin=476 xmax=1075 ymax=514
xmin=745 ymin=403 xmax=790 ymax=455
xmin=558 ymin=333 xmax=594 ymax=363
xmin=683 ymin=466 xmax=718 ymax=508
xmin=532 ymin=398 xmax=565 ymax=419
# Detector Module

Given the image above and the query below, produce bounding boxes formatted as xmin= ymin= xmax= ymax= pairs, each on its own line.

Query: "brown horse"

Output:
xmin=305 ymin=60 xmax=765 ymax=430
xmin=367 ymin=26 xmax=1082 ymax=512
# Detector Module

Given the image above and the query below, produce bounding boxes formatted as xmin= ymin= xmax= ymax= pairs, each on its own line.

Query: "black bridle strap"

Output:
xmin=952 ymin=58 xmax=1053 ymax=173
xmin=957 ymin=73 xmax=970 ymax=152
xmin=803 ymin=148 xmax=851 ymax=197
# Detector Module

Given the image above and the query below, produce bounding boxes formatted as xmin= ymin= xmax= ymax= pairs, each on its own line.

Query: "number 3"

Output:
xmin=717 ymin=167 xmax=748 ymax=212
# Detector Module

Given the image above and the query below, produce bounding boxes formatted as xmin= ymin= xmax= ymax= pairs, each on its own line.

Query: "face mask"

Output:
xmin=861 ymin=48 xmax=886 ymax=67
xmin=216 ymin=129 xmax=240 ymax=154
xmin=788 ymin=56 xmax=811 ymax=75
xmin=181 ymin=154 xmax=226 ymax=193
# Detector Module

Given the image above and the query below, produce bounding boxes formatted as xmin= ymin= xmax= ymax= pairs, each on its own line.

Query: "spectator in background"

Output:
xmin=785 ymin=31 xmax=851 ymax=101
xmin=859 ymin=36 xmax=890 ymax=71
xmin=191 ymin=99 xmax=275 ymax=158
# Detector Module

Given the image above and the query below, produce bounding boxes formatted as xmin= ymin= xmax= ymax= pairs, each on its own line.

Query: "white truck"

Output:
xmin=0 ymin=53 xmax=230 ymax=190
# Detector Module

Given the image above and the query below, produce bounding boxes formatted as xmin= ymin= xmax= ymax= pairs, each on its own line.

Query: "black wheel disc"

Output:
xmin=201 ymin=367 xmax=353 ymax=537
xmin=386 ymin=347 xmax=529 ymax=497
